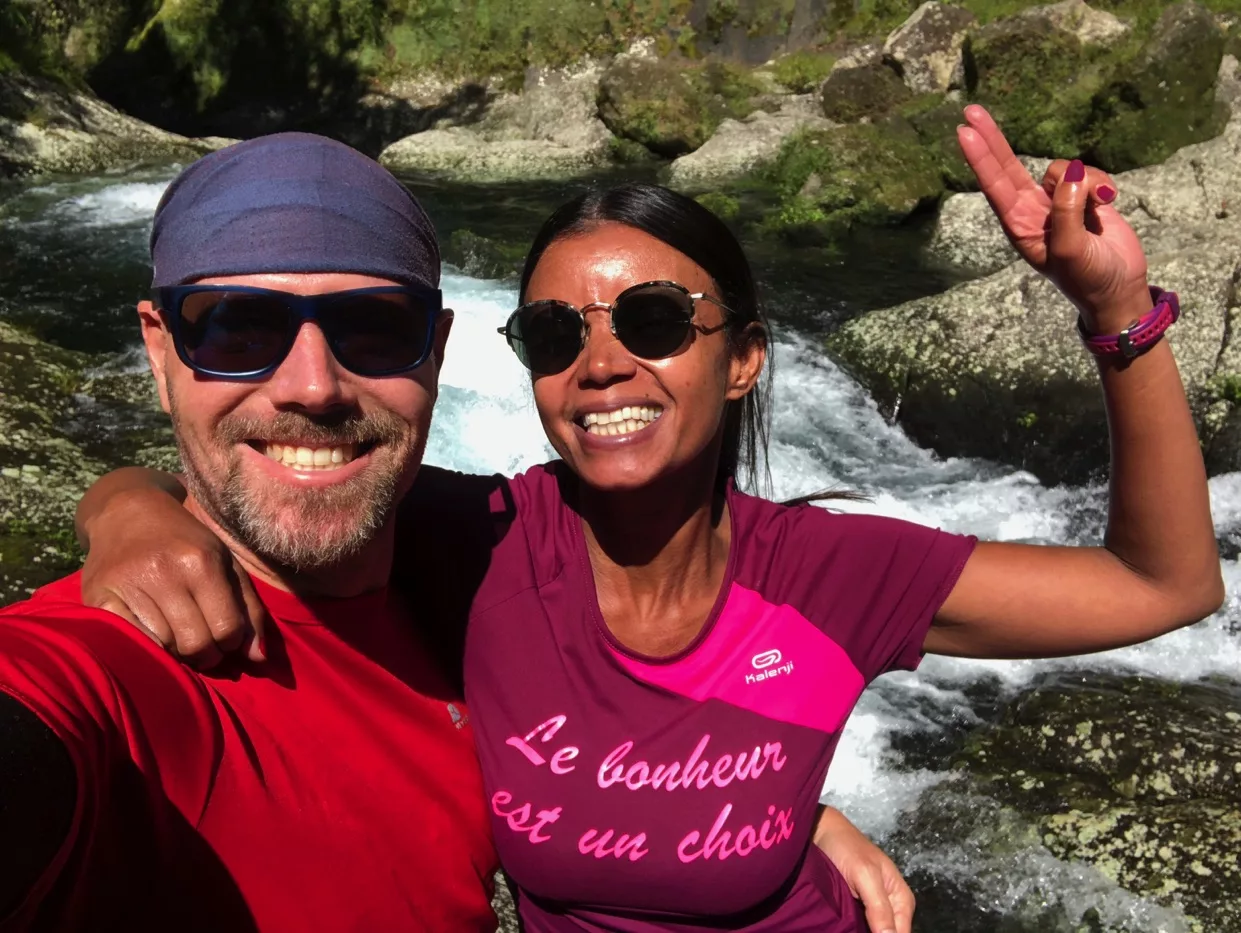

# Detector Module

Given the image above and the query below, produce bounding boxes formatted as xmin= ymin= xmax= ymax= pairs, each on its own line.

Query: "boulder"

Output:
xmin=966 ymin=0 xmax=1225 ymax=173
xmin=380 ymin=63 xmax=614 ymax=181
xmin=827 ymin=209 xmax=1241 ymax=483
xmin=666 ymin=95 xmax=834 ymax=189
xmin=0 ymin=72 xmax=222 ymax=178
xmin=817 ymin=60 xmax=911 ymax=123
xmin=928 ymin=89 xmax=1241 ymax=277
xmin=597 ymin=54 xmax=767 ymax=158
xmin=762 ymin=118 xmax=944 ymax=243
xmin=882 ymin=2 xmax=977 ymax=95
xmin=1090 ymin=1 xmax=1229 ymax=172
xmin=964 ymin=1 xmax=1129 ymax=164
xmin=936 ymin=672 xmax=1241 ymax=932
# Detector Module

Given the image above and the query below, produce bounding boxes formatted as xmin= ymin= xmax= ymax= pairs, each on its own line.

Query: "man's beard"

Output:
xmin=170 ymin=394 xmax=415 ymax=572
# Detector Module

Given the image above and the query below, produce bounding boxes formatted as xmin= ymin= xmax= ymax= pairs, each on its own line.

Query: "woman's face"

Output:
xmin=523 ymin=222 xmax=765 ymax=493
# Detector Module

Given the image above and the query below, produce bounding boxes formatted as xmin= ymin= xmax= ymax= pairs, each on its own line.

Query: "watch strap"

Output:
xmin=1077 ymin=287 xmax=1180 ymax=360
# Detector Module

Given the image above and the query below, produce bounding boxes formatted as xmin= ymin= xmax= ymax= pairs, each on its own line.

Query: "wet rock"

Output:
xmin=762 ymin=118 xmax=944 ymax=243
xmin=825 ymin=221 xmax=1241 ymax=484
xmin=817 ymin=60 xmax=911 ymax=124
xmin=380 ymin=63 xmax=614 ymax=182
xmin=882 ymin=2 xmax=977 ymax=95
xmin=492 ymin=873 xmax=519 ymax=932
xmin=443 ymin=229 xmax=527 ymax=280
xmin=0 ymin=72 xmax=223 ymax=178
xmin=597 ymin=53 xmax=768 ymax=158
xmin=666 ymin=95 xmax=834 ymax=189
xmin=947 ymin=672 xmax=1241 ymax=932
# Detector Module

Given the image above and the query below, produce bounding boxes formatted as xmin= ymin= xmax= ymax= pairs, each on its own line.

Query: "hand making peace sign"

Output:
xmin=957 ymin=104 xmax=1153 ymax=333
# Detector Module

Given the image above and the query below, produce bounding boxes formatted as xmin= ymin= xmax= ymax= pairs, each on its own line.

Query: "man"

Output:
xmin=0 ymin=134 xmax=496 ymax=930
xmin=0 ymin=134 xmax=910 ymax=932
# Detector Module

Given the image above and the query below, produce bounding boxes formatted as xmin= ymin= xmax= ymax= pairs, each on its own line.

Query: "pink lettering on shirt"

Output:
xmin=597 ymin=734 xmax=787 ymax=791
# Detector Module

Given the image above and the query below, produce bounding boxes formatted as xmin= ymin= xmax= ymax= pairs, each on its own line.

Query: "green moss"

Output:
xmin=0 ymin=519 xmax=83 ymax=606
xmin=1211 ymin=372 xmax=1241 ymax=405
xmin=695 ymin=191 xmax=741 ymax=219
xmin=760 ymin=119 xmax=944 ymax=242
xmin=598 ymin=57 xmax=765 ymax=157
xmin=900 ymin=93 xmax=976 ymax=190
xmin=770 ymin=50 xmax=836 ymax=93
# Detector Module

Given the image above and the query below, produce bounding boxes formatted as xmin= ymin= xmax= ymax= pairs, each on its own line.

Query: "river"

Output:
xmin=2 ymin=167 xmax=1238 ymax=932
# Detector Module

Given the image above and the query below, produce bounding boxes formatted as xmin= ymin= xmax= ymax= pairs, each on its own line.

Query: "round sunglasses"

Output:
xmin=151 ymin=284 xmax=443 ymax=379
xmin=497 ymin=280 xmax=736 ymax=375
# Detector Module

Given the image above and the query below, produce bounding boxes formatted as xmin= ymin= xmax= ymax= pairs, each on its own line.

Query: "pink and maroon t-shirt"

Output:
xmin=402 ymin=463 xmax=975 ymax=932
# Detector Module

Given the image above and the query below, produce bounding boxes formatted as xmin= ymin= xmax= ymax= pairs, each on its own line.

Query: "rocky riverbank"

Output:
xmin=3 ymin=0 xmax=1239 ymax=233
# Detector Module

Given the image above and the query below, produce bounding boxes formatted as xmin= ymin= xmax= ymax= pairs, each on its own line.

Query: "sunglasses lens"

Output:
xmin=320 ymin=291 xmax=436 ymax=375
xmin=613 ymin=285 xmax=694 ymax=360
xmin=177 ymin=291 xmax=293 ymax=375
xmin=509 ymin=301 xmax=583 ymax=374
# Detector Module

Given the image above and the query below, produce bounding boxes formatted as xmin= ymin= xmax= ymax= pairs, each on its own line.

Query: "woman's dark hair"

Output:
xmin=519 ymin=183 xmax=773 ymax=493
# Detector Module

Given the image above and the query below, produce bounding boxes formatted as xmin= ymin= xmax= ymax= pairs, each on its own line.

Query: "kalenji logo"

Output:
xmin=751 ymin=649 xmax=782 ymax=669
xmin=746 ymin=649 xmax=793 ymax=685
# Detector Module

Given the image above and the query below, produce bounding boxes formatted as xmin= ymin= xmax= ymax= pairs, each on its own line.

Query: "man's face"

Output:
xmin=139 ymin=272 xmax=451 ymax=571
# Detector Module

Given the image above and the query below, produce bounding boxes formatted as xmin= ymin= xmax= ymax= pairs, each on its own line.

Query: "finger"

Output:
xmin=963 ymin=105 xmax=1030 ymax=189
xmin=233 ymin=559 xmax=271 ymax=663
xmin=891 ymin=883 xmax=916 ymax=933
xmin=144 ymin=586 xmax=225 ymax=670
xmin=853 ymin=864 xmax=898 ymax=933
xmin=962 ymin=104 xmax=1039 ymax=197
xmin=1047 ymin=158 xmax=1090 ymax=265
xmin=99 ymin=590 xmax=176 ymax=653
xmin=957 ymin=124 xmax=1022 ymax=216
xmin=189 ymin=559 xmax=258 ymax=657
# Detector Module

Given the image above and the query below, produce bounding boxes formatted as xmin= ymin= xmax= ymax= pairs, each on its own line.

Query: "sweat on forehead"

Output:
xmin=150 ymin=133 xmax=440 ymax=290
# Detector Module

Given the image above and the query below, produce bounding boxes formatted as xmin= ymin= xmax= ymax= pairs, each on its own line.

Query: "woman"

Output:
xmin=73 ymin=106 xmax=1222 ymax=930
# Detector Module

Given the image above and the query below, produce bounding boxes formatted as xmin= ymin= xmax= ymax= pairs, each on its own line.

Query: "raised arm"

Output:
xmin=924 ymin=106 xmax=1223 ymax=659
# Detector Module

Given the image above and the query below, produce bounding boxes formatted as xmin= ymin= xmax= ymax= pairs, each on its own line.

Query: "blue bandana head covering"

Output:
xmin=150 ymin=133 xmax=440 ymax=290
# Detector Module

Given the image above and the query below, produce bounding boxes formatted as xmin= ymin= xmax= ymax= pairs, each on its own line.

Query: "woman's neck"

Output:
xmin=577 ymin=460 xmax=732 ymax=657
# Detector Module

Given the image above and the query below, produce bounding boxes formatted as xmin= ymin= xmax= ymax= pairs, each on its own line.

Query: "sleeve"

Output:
xmin=0 ymin=601 xmax=219 ymax=929
xmin=766 ymin=507 xmax=976 ymax=683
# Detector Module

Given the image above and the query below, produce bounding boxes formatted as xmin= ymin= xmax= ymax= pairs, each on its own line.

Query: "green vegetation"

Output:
xmin=769 ymin=50 xmax=836 ymax=93
xmin=761 ymin=120 xmax=943 ymax=242
xmin=695 ymin=191 xmax=741 ymax=219
xmin=598 ymin=57 xmax=767 ymax=157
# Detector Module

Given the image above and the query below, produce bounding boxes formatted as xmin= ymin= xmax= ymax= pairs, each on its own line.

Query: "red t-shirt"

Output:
xmin=0 ymin=573 xmax=497 ymax=932
xmin=406 ymin=464 xmax=976 ymax=931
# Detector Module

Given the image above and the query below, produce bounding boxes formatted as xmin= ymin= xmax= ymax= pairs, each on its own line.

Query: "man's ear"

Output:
xmin=432 ymin=308 xmax=454 ymax=369
xmin=137 ymin=301 xmax=173 ymax=415
xmin=726 ymin=322 xmax=767 ymax=401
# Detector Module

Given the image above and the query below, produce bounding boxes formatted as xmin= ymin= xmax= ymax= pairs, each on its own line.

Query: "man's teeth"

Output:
xmin=582 ymin=406 xmax=663 ymax=437
xmin=262 ymin=443 xmax=357 ymax=471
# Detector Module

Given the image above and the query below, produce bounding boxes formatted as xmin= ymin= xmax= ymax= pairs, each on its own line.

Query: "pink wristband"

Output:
xmin=1077 ymin=287 xmax=1180 ymax=360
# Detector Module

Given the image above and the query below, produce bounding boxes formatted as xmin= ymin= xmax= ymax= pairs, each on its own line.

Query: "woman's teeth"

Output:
xmin=581 ymin=406 xmax=662 ymax=437
xmin=262 ymin=443 xmax=357 ymax=471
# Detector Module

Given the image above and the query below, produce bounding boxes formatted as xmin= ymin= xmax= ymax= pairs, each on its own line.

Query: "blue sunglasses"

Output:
xmin=150 ymin=283 xmax=443 ymax=379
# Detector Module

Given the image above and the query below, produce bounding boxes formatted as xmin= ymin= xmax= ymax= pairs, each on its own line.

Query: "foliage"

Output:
xmin=695 ymin=191 xmax=741 ymax=219
xmin=769 ymin=50 xmax=835 ymax=93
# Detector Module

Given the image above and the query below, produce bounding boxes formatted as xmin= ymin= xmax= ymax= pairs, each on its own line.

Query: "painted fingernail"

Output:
xmin=1096 ymin=184 xmax=1117 ymax=203
xmin=1065 ymin=159 xmax=1085 ymax=183
xmin=256 ymin=635 xmax=267 ymax=660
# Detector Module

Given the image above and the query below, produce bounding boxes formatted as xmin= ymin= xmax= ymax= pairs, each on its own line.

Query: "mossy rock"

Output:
xmin=770 ymin=49 xmax=837 ymax=92
xmin=760 ymin=118 xmax=945 ymax=242
xmin=965 ymin=10 xmax=1126 ymax=161
xmin=444 ymin=228 xmax=528 ymax=281
xmin=947 ymin=672 xmax=1241 ymax=930
xmin=1088 ymin=1 xmax=1228 ymax=171
xmin=0 ymin=519 xmax=84 ymax=607
xmin=900 ymin=92 xmax=976 ymax=190
xmin=966 ymin=0 xmax=1227 ymax=172
xmin=817 ymin=60 xmax=912 ymax=122
xmin=597 ymin=56 xmax=768 ymax=157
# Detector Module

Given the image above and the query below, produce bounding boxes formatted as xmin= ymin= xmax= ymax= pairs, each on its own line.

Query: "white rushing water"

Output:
xmin=6 ymin=174 xmax=1238 ymax=931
